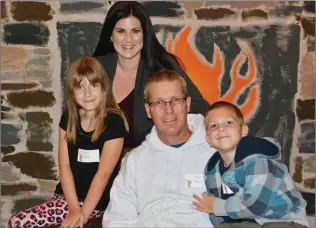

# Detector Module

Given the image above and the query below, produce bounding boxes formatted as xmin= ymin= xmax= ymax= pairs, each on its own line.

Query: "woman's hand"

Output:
xmin=61 ymin=209 xmax=85 ymax=228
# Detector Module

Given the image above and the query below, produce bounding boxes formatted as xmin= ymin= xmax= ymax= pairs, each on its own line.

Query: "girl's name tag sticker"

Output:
xmin=77 ymin=148 xmax=99 ymax=163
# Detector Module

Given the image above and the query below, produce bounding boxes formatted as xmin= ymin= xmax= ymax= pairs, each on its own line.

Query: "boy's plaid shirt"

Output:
xmin=204 ymin=137 xmax=307 ymax=226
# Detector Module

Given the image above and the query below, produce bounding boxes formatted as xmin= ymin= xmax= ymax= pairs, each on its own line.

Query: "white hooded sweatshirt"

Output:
xmin=102 ymin=114 xmax=216 ymax=227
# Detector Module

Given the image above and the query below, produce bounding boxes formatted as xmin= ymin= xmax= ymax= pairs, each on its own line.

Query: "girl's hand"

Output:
xmin=192 ymin=192 xmax=216 ymax=213
xmin=61 ymin=209 xmax=85 ymax=228
xmin=82 ymin=213 xmax=89 ymax=225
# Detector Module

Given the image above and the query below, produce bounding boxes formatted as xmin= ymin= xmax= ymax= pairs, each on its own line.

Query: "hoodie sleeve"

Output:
xmin=214 ymin=157 xmax=290 ymax=219
xmin=102 ymin=152 xmax=139 ymax=227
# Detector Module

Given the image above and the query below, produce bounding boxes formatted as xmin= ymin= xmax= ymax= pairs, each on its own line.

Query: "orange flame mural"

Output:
xmin=167 ymin=26 xmax=260 ymax=120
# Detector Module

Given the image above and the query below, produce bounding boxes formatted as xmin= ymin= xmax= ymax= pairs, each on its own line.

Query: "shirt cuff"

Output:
xmin=213 ymin=198 xmax=227 ymax=216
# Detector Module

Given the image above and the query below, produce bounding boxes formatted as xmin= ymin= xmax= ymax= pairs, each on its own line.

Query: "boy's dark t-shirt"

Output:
xmin=55 ymin=112 xmax=126 ymax=210
xmin=219 ymin=157 xmax=257 ymax=224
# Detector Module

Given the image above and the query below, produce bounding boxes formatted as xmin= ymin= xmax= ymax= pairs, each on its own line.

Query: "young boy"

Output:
xmin=193 ymin=101 xmax=309 ymax=228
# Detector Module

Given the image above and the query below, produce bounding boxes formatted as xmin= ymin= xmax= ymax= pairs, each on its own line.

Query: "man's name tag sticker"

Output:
xmin=185 ymin=174 xmax=204 ymax=188
xmin=77 ymin=149 xmax=99 ymax=163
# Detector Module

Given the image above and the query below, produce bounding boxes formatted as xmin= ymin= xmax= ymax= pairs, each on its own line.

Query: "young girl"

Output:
xmin=9 ymin=56 xmax=129 ymax=228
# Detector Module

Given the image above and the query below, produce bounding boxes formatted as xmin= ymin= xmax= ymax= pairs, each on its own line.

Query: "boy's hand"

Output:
xmin=192 ymin=192 xmax=216 ymax=213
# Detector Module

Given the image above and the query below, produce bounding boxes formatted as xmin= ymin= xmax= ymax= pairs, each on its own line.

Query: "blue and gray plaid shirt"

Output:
xmin=204 ymin=136 xmax=309 ymax=227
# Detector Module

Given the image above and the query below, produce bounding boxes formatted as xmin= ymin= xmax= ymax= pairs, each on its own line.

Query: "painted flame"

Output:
xmin=167 ymin=26 xmax=259 ymax=120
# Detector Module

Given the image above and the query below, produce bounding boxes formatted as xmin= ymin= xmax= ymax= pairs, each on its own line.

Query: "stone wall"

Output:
xmin=1 ymin=1 xmax=315 ymax=226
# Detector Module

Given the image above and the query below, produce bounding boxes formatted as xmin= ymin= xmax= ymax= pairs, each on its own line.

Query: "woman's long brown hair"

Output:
xmin=65 ymin=56 xmax=129 ymax=143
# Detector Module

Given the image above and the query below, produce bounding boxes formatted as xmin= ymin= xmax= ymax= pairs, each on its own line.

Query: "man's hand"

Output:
xmin=61 ymin=209 xmax=85 ymax=228
xmin=192 ymin=192 xmax=217 ymax=213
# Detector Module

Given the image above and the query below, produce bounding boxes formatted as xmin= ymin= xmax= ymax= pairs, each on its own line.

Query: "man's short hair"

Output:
xmin=144 ymin=70 xmax=188 ymax=103
xmin=206 ymin=101 xmax=244 ymax=125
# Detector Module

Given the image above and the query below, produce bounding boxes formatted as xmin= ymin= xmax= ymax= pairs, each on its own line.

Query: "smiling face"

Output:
xmin=145 ymin=80 xmax=191 ymax=145
xmin=111 ymin=16 xmax=143 ymax=61
xmin=73 ymin=77 xmax=103 ymax=113
xmin=206 ymin=107 xmax=248 ymax=154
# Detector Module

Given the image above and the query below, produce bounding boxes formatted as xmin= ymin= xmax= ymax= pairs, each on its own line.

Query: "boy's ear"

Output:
xmin=241 ymin=125 xmax=249 ymax=136
xmin=205 ymin=134 xmax=212 ymax=147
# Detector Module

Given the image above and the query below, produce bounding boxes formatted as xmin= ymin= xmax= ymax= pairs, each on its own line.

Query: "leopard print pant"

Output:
xmin=8 ymin=194 xmax=103 ymax=228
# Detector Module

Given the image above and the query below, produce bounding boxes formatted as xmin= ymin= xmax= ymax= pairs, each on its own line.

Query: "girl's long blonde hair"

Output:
xmin=65 ymin=56 xmax=129 ymax=143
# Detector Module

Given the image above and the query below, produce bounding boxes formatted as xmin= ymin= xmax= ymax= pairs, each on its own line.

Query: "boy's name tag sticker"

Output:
xmin=77 ymin=149 xmax=99 ymax=163
xmin=221 ymin=182 xmax=234 ymax=194
xmin=185 ymin=174 xmax=204 ymax=188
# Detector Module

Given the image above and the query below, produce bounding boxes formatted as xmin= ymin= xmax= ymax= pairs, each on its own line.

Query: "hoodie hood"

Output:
xmin=234 ymin=136 xmax=281 ymax=164
xmin=141 ymin=114 xmax=207 ymax=152
xmin=206 ymin=136 xmax=281 ymax=172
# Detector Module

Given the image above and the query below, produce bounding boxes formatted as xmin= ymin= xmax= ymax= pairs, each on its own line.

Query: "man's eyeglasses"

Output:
xmin=147 ymin=97 xmax=187 ymax=109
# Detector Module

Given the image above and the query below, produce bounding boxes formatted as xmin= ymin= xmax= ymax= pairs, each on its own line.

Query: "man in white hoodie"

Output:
xmin=102 ymin=70 xmax=216 ymax=227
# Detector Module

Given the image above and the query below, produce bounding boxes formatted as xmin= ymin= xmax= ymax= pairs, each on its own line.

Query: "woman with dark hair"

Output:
xmin=94 ymin=1 xmax=209 ymax=148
